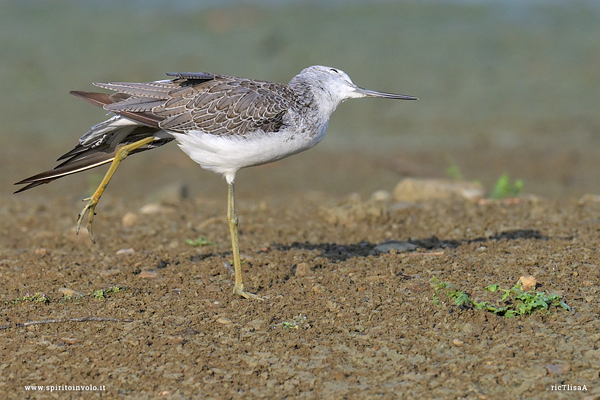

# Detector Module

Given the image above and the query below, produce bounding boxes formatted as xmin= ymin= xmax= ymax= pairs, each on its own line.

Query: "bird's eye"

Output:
xmin=330 ymin=68 xmax=338 ymax=74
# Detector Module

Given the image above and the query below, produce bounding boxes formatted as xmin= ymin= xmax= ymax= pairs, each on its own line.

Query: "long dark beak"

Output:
xmin=355 ymin=86 xmax=418 ymax=100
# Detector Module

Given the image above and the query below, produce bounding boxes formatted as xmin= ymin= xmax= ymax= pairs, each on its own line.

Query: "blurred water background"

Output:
xmin=2 ymin=0 xmax=599 ymax=200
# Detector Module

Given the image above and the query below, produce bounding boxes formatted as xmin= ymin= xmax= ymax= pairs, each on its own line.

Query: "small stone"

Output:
xmin=216 ymin=317 xmax=233 ymax=325
xmin=116 ymin=248 xmax=135 ymax=255
xmin=98 ymin=268 xmax=122 ymax=277
xmin=517 ymin=276 xmax=537 ymax=291
xmin=452 ymin=339 xmax=464 ymax=346
xmin=139 ymin=270 xmax=158 ymax=278
xmin=375 ymin=240 xmax=417 ymax=253
xmin=546 ymin=364 xmax=570 ymax=375
xmin=312 ymin=284 xmax=326 ymax=293
xmin=58 ymin=288 xmax=84 ymax=297
xmin=295 ymin=263 xmax=312 ymax=277
xmin=34 ymin=248 xmax=50 ymax=256
xmin=122 ymin=212 xmax=139 ymax=227
xmin=140 ymin=203 xmax=173 ymax=214
xmin=393 ymin=178 xmax=484 ymax=202
xmin=370 ymin=190 xmax=392 ymax=202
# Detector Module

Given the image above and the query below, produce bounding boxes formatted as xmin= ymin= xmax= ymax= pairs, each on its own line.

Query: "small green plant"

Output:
xmin=432 ymin=277 xmax=570 ymax=317
xmin=445 ymin=157 xmax=464 ymax=180
xmin=185 ymin=236 xmax=214 ymax=247
xmin=19 ymin=292 xmax=51 ymax=304
xmin=93 ymin=286 xmax=125 ymax=300
xmin=490 ymin=174 xmax=524 ymax=199
xmin=273 ymin=315 xmax=308 ymax=330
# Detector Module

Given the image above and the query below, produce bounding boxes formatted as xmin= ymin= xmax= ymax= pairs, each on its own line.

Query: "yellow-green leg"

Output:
xmin=77 ymin=137 xmax=156 ymax=243
xmin=227 ymin=181 xmax=263 ymax=300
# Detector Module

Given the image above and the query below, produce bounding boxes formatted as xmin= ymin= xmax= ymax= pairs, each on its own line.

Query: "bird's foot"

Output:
xmin=233 ymin=286 xmax=264 ymax=301
xmin=76 ymin=197 xmax=97 ymax=244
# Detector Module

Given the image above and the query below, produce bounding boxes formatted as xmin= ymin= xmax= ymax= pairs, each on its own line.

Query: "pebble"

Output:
xmin=294 ymin=262 xmax=312 ymax=277
xmin=393 ymin=178 xmax=484 ymax=202
xmin=452 ymin=339 xmax=465 ymax=346
xmin=58 ymin=287 xmax=84 ymax=297
xmin=370 ymin=190 xmax=392 ymax=202
xmin=138 ymin=270 xmax=158 ymax=278
xmin=116 ymin=248 xmax=136 ymax=255
xmin=140 ymin=203 xmax=173 ymax=215
xmin=312 ymin=284 xmax=326 ymax=293
xmin=34 ymin=248 xmax=50 ymax=256
xmin=216 ymin=317 xmax=233 ymax=325
xmin=121 ymin=212 xmax=139 ymax=227
xmin=517 ymin=275 xmax=537 ymax=291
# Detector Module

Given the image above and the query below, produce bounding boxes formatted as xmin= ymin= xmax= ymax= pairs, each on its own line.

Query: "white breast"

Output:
xmin=170 ymin=124 xmax=328 ymax=183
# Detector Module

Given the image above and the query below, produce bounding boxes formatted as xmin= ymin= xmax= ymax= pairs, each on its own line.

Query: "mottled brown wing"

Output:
xmin=100 ymin=73 xmax=294 ymax=136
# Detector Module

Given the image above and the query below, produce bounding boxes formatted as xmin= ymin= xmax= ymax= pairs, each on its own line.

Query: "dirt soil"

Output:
xmin=1 ymin=161 xmax=600 ymax=399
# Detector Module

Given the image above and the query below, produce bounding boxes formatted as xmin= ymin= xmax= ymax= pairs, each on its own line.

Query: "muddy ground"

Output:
xmin=1 ymin=149 xmax=599 ymax=400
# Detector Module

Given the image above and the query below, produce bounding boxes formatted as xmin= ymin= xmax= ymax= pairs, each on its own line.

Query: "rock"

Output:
xmin=312 ymin=284 xmax=326 ymax=293
xmin=58 ymin=287 xmax=84 ymax=297
xmin=370 ymin=190 xmax=392 ymax=202
xmin=34 ymin=248 xmax=50 ymax=256
xmin=578 ymin=194 xmax=600 ymax=204
xmin=216 ymin=317 xmax=233 ymax=325
xmin=121 ymin=212 xmax=139 ymax=227
xmin=452 ymin=339 xmax=464 ymax=346
xmin=517 ymin=276 xmax=537 ymax=291
xmin=393 ymin=178 xmax=484 ymax=202
xmin=375 ymin=240 xmax=417 ymax=253
xmin=140 ymin=203 xmax=173 ymax=215
xmin=116 ymin=248 xmax=136 ymax=255
xmin=294 ymin=262 xmax=312 ymax=277
xmin=138 ymin=270 xmax=158 ymax=278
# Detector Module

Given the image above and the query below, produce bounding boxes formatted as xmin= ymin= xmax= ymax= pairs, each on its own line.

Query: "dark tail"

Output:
xmin=14 ymin=91 xmax=169 ymax=193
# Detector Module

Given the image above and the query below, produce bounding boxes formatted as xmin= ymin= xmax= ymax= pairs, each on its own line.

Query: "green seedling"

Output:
xmin=490 ymin=174 xmax=524 ymax=199
xmin=432 ymin=277 xmax=570 ymax=317
xmin=185 ymin=236 xmax=214 ymax=247
xmin=93 ymin=286 xmax=125 ymax=300
xmin=445 ymin=157 xmax=464 ymax=180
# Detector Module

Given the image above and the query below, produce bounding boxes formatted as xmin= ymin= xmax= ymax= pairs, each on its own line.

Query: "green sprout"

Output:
xmin=92 ymin=286 xmax=125 ymax=300
xmin=490 ymin=174 xmax=524 ymax=199
xmin=273 ymin=315 xmax=308 ymax=330
xmin=185 ymin=236 xmax=215 ymax=247
xmin=445 ymin=157 xmax=464 ymax=180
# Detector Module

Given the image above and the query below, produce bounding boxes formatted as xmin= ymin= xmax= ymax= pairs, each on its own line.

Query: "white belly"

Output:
xmin=170 ymin=126 xmax=327 ymax=183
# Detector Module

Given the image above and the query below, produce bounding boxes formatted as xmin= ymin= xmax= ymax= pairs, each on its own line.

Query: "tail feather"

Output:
xmin=14 ymin=90 xmax=172 ymax=194
xmin=14 ymin=150 xmax=116 ymax=193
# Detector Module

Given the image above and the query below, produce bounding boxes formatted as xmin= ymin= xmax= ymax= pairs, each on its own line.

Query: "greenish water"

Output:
xmin=2 ymin=1 xmax=600 ymax=197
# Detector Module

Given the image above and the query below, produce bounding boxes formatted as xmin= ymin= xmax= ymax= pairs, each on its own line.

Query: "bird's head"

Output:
xmin=290 ymin=65 xmax=417 ymax=116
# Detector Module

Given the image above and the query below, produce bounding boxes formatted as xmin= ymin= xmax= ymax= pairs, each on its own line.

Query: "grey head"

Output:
xmin=289 ymin=65 xmax=417 ymax=116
